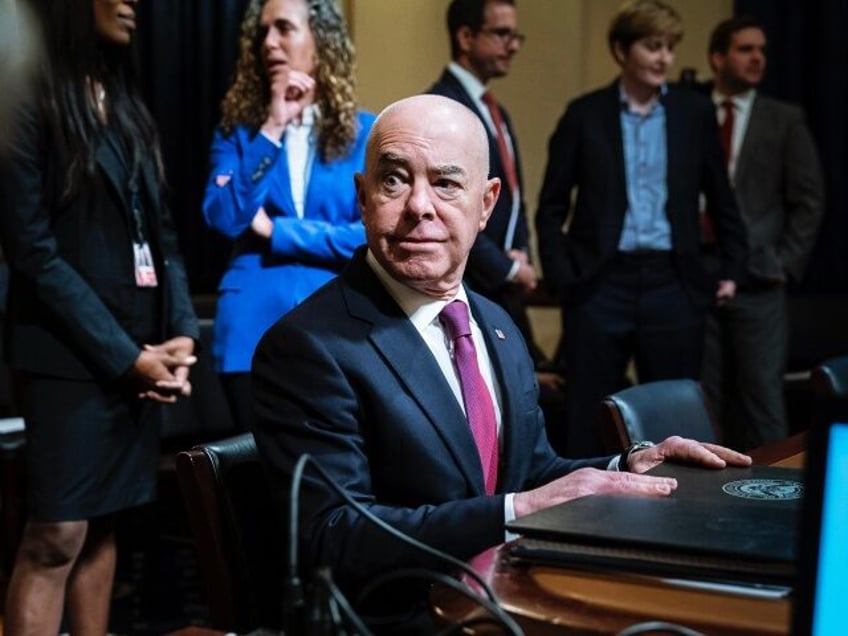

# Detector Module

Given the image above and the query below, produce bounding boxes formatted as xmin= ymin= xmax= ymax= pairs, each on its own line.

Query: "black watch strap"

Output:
xmin=618 ymin=441 xmax=655 ymax=472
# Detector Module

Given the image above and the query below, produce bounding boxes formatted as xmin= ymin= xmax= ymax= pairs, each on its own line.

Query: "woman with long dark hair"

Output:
xmin=0 ymin=1 xmax=199 ymax=631
xmin=203 ymin=0 xmax=374 ymax=430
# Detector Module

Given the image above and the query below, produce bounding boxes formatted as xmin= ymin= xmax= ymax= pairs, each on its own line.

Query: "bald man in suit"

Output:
xmin=251 ymin=94 xmax=751 ymax=631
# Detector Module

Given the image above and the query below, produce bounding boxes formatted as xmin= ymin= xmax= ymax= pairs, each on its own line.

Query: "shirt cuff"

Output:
xmin=505 ymin=259 xmax=521 ymax=282
xmin=504 ymin=492 xmax=520 ymax=542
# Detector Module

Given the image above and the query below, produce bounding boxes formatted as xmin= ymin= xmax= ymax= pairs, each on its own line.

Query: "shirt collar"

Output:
xmin=365 ymin=249 xmax=469 ymax=333
xmin=448 ymin=61 xmax=488 ymax=102
xmin=289 ymin=104 xmax=318 ymax=129
xmin=618 ymin=81 xmax=668 ymax=113
xmin=711 ymin=88 xmax=756 ymax=113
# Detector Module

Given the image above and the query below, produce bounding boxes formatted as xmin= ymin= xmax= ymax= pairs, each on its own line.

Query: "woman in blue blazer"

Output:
xmin=203 ymin=0 xmax=374 ymax=428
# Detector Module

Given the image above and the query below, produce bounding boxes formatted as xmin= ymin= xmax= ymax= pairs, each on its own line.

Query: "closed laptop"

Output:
xmin=506 ymin=464 xmax=802 ymax=585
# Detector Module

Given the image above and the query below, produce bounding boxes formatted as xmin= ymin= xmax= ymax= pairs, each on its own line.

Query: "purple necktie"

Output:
xmin=439 ymin=300 xmax=499 ymax=495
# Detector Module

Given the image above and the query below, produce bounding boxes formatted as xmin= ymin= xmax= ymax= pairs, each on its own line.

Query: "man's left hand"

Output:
xmin=716 ymin=279 xmax=737 ymax=305
xmin=628 ymin=435 xmax=751 ymax=473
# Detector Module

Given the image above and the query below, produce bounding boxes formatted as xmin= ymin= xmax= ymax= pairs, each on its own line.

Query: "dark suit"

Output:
xmin=536 ymin=81 xmax=747 ymax=456
xmin=702 ymin=93 xmax=824 ymax=449
xmin=251 ymin=249 xmax=609 ymax=599
xmin=0 ymin=102 xmax=199 ymax=520
xmin=427 ymin=69 xmax=529 ymax=293
xmin=0 ymin=106 xmax=199 ymax=381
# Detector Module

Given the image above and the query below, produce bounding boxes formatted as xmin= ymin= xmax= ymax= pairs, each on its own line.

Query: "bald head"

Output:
xmin=367 ymin=94 xmax=491 ymax=183
xmin=356 ymin=94 xmax=500 ymax=298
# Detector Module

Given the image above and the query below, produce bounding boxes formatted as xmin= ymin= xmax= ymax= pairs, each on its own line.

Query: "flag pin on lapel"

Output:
xmin=495 ymin=328 xmax=506 ymax=340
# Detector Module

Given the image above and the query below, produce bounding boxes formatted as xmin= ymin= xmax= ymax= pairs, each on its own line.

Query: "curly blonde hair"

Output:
xmin=219 ymin=0 xmax=359 ymax=162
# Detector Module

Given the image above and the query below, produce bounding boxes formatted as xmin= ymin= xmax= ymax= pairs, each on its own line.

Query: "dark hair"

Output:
xmin=26 ymin=0 xmax=162 ymax=198
xmin=446 ymin=0 xmax=515 ymax=59
xmin=708 ymin=16 xmax=765 ymax=56
xmin=607 ymin=0 xmax=683 ymax=58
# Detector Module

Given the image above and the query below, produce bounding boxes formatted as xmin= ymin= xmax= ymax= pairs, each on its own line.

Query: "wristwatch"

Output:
xmin=618 ymin=441 xmax=655 ymax=472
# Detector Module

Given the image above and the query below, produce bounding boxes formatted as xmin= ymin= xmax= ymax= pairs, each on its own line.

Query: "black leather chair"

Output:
xmin=599 ymin=379 xmax=718 ymax=453
xmin=806 ymin=355 xmax=848 ymax=429
xmin=810 ymin=355 xmax=848 ymax=399
xmin=175 ymin=432 xmax=285 ymax=633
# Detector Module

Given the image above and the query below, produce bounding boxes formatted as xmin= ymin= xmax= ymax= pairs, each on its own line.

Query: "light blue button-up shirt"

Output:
xmin=617 ymin=85 xmax=672 ymax=252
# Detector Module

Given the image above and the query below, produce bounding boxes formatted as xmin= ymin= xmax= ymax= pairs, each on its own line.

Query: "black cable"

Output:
xmin=314 ymin=567 xmax=372 ymax=636
xmin=354 ymin=567 xmax=523 ymax=636
xmin=616 ymin=620 xmax=705 ymax=636
xmin=289 ymin=453 xmax=525 ymax=636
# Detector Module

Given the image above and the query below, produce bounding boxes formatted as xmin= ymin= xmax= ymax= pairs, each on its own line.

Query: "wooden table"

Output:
xmin=432 ymin=434 xmax=807 ymax=635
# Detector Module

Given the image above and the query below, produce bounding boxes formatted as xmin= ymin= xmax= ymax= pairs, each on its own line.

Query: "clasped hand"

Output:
xmin=513 ymin=436 xmax=751 ymax=518
xmin=128 ymin=335 xmax=196 ymax=403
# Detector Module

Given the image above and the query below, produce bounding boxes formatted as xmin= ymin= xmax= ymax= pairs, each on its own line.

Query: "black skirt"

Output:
xmin=21 ymin=373 xmax=161 ymax=522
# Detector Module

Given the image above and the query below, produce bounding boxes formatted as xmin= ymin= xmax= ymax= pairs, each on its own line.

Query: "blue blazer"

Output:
xmin=251 ymin=248 xmax=611 ymax=591
xmin=203 ymin=111 xmax=375 ymax=372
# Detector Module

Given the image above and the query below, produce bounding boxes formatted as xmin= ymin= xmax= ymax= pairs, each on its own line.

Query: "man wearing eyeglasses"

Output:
xmin=427 ymin=1 xmax=533 ymax=335
xmin=427 ymin=0 xmax=568 ymax=446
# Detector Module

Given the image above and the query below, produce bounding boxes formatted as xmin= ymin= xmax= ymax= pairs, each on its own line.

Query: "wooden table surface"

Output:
xmin=432 ymin=433 xmax=807 ymax=635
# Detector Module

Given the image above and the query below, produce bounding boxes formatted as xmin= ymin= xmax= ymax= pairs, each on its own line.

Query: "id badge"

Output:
xmin=133 ymin=241 xmax=159 ymax=288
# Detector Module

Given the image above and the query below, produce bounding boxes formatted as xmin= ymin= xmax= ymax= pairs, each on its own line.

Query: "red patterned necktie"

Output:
xmin=720 ymin=99 xmax=735 ymax=166
xmin=481 ymin=91 xmax=518 ymax=195
xmin=439 ymin=300 xmax=499 ymax=495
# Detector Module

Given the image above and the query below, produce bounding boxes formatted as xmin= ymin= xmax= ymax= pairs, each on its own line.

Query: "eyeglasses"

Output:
xmin=479 ymin=27 xmax=526 ymax=45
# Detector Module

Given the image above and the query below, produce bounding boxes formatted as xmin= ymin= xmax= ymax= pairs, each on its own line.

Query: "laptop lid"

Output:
xmin=792 ymin=421 xmax=848 ymax=635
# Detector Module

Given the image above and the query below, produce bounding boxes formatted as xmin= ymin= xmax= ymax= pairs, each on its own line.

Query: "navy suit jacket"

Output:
xmin=536 ymin=81 xmax=748 ymax=306
xmin=427 ymin=69 xmax=529 ymax=293
xmin=0 ymin=103 xmax=199 ymax=381
xmin=251 ymin=248 xmax=609 ymax=590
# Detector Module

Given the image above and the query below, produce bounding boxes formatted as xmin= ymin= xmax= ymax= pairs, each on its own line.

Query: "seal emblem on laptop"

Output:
xmin=722 ymin=479 xmax=804 ymax=501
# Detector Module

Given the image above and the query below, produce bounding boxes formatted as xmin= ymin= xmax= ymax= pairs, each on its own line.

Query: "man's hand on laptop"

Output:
xmin=513 ymin=437 xmax=752 ymax=518
xmin=627 ymin=436 xmax=752 ymax=474
xmin=513 ymin=468 xmax=679 ymax=518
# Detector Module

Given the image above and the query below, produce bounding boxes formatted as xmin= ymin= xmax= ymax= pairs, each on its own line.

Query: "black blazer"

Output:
xmin=536 ymin=80 xmax=747 ymax=305
xmin=0 ymin=103 xmax=199 ymax=381
xmin=427 ymin=69 xmax=529 ymax=293
xmin=251 ymin=248 xmax=609 ymax=590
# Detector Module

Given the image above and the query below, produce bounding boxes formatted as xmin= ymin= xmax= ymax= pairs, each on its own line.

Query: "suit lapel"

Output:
xmin=664 ymin=89 xmax=683 ymax=211
xmin=734 ymin=95 xmax=763 ymax=185
xmin=95 ymin=137 xmax=128 ymax=210
xmin=602 ymin=82 xmax=628 ymax=219
xmin=341 ymin=254 xmax=486 ymax=493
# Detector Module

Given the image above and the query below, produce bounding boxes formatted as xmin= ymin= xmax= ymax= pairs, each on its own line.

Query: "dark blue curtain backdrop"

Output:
xmin=736 ymin=0 xmax=848 ymax=293
xmin=137 ymin=0 xmax=251 ymax=297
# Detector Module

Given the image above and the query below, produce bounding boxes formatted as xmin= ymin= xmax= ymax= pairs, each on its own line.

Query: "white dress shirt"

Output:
xmin=261 ymin=105 xmax=317 ymax=219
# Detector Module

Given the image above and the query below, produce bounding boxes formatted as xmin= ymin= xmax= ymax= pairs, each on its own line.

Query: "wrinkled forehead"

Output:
xmin=367 ymin=97 xmax=490 ymax=176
